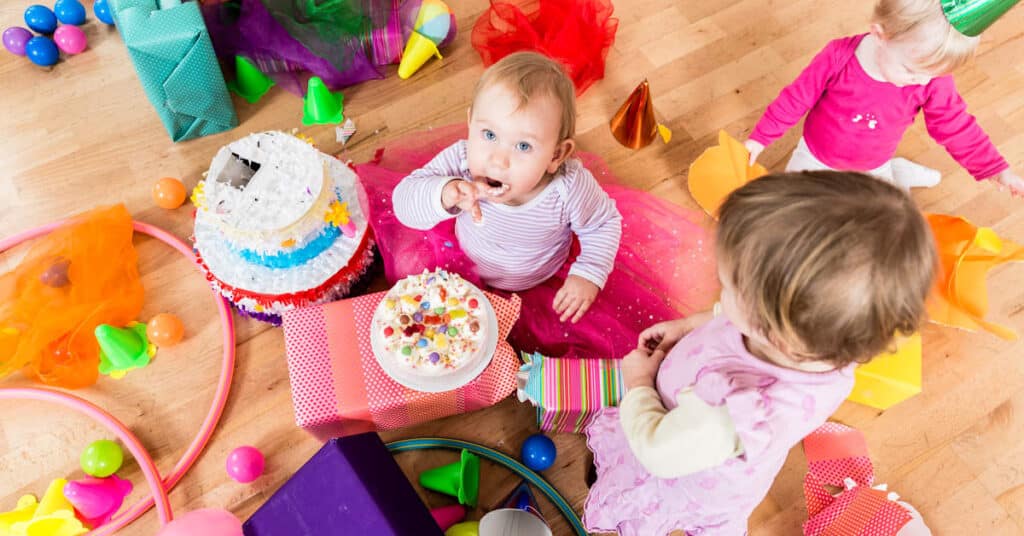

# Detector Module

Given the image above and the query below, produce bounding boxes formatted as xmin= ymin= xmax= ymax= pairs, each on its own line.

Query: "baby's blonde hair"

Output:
xmin=874 ymin=0 xmax=979 ymax=73
xmin=716 ymin=171 xmax=937 ymax=368
xmin=472 ymin=51 xmax=577 ymax=143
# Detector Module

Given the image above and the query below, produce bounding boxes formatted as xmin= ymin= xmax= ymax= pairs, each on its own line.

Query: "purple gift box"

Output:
xmin=243 ymin=433 xmax=443 ymax=535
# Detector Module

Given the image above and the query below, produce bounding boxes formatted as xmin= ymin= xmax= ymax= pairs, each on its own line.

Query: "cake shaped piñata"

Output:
xmin=192 ymin=131 xmax=375 ymax=324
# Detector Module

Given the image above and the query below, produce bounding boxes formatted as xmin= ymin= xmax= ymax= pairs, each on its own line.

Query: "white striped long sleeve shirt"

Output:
xmin=392 ymin=140 xmax=622 ymax=291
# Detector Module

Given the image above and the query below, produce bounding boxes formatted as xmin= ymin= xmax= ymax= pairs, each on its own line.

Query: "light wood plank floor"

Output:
xmin=2 ymin=0 xmax=1023 ymax=533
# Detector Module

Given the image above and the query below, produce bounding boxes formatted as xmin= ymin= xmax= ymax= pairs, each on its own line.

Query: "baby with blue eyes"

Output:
xmin=393 ymin=51 xmax=622 ymax=326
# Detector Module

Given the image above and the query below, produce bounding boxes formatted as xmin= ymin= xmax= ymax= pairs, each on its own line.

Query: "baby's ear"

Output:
xmin=548 ymin=138 xmax=576 ymax=173
xmin=870 ymin=22 xmax=887 ymax=42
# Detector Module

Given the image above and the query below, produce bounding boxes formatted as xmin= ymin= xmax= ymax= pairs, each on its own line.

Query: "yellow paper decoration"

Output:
xmin=847 ymin=333 xmax=922 ymax=410
xmin=926 ymin=214 xmax=1024 ymax=340
xmin=687 ymin=131 xmax=768 ymax=218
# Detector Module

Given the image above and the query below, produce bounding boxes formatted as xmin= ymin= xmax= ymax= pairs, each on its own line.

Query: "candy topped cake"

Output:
xmin=374 ymin=268 xmax=488 ymax=376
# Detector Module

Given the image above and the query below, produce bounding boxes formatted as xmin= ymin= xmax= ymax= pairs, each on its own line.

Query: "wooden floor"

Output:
xmin=2 ymin=0 xmax=1023 ymax=534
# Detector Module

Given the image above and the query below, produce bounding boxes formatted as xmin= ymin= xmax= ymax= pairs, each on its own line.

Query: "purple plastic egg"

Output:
xmin=2 ymin=27 xmax=32 ymax=56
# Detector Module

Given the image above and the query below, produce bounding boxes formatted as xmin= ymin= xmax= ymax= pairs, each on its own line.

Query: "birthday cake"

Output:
xmin=373 ymin=269 xmax=489 ymax=377
xmin=192 ymin=131 xmax=375 ymax=324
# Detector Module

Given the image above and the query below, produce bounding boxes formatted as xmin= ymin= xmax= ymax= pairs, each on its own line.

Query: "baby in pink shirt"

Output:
xmin=745 ymin=0 xmax=1022 ymax=194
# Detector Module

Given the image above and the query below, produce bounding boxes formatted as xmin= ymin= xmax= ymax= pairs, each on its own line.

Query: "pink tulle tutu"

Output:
xmin=356 ymin=125 xmax=719 ymax=359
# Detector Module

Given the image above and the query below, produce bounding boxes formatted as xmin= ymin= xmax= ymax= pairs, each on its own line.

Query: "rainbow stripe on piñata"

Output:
xmin=517 ymin=352 xmax=624 ymax=433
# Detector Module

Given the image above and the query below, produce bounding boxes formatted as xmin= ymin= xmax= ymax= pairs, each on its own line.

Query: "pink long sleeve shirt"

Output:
xmin=751 ymin=34 xmax=1008 ymax=180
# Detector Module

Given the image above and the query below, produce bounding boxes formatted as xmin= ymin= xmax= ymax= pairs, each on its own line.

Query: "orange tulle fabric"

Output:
xmin=0 ymin=205 xmax=144 ymax=388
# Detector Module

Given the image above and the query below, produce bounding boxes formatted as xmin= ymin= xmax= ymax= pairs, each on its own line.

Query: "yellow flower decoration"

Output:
xmin=324 ymin=201 xmax=351 ymax=227
xmin=295 ymin=133 xmax=316 ymax=146
xmin=190 ymin=181 xmax=207 ymax=210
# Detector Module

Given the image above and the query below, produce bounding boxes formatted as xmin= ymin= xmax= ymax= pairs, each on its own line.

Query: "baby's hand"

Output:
xmin=622 ymin=347 xmax=664 ymax=390
xmin=441 ymin=179 xmax=508 ymax=222
xmin=744 ymin=139 xmax=765 ymax=166
xmin=638 ymin=311 xmax=712 ymax=362
xmin=442 ymin=179 xmax=484 ymax=222
xmin=993 ymin=169 xmax=1024 ymax=198
xmin=553 ymin=274 xmax=600 ymax=323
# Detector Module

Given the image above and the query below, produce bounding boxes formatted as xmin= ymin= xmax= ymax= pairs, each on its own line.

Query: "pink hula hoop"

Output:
xmin=0 ymin=219 xmax=237 ymax=533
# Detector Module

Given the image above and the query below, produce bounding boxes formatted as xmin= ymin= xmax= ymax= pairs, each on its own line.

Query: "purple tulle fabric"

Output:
xmin=202 ymin=0 xmax=395 ymax=94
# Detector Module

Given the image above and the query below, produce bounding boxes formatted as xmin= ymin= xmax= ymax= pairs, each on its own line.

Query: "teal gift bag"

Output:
xmin=110 ymin=0 xmax=237 ymax=142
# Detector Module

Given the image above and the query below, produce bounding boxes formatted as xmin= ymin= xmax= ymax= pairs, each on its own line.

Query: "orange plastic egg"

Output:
xmin=147 ymin=313 xmax=184 ymax=346
xmin=152 ymin=177 xmax=187 ymax=209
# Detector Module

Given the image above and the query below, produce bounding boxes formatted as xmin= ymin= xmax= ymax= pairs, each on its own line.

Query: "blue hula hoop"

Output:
xmin=386 ymin=438 xmax=587 ymax=535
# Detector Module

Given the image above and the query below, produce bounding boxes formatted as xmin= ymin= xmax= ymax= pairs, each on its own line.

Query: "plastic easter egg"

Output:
xmin=152 ymin=177 xmax=187 ymax=209
xmin=81 ymin=439 xmax=124 ymax=478
xmin=25 ymin=36 xmax=59 ymax=67
xmin=155 ymin=509 xmax=243 ymax=536
xmin=93 ymin=0 xmax=114 ymax=25
xmin=520 ymin=434 xmax=556 ymax=472
xmin=226 ymin=446 xmax=264 ymax=483
xmin=54 ymin=24 xmax=87 ymax=54
xmin=24 ymin=5 xmax=58 ymax=33
xmin=147 ymin=313 xmax=184 ymax=346
xmin=444 ymin=521 xmax=480 ymax=536
xmin=54 ymin=0 xmax=87 ymax=25
xmin=3 ymin=27 xmax=33 ymax=56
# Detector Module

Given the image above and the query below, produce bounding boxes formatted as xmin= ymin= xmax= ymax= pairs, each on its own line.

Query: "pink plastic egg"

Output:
xmin=225 ymin=446 xmax=264 ymax=483
xmin=155 ymin=509 xmax=243 ymax=536
xmin=53 ymin=24 xmax=86 ymax=54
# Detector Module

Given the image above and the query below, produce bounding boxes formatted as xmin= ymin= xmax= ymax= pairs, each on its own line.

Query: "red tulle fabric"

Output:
xmin=471 ymin=0 xmax=618 ymax=95
xmin=357 ymin=125 xmax=719 ymax=360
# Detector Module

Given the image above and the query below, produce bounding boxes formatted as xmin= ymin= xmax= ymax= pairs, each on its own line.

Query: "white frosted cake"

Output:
xmin=374 ymin=269 xmax=488 ymax=375
xmin=192 ymin=131 xmax=375 ymax=324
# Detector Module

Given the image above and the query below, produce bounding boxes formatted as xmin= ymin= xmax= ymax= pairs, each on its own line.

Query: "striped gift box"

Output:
xmin=517 ymin=352 xmax=624 ymax=434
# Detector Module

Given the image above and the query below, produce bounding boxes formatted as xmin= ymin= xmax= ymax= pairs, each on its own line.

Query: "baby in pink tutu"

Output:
xmin=584 ymin=171 xmax=937 ymax=535
xmin=363 ymin=51 xmax=717 ymax=359
xmin=393 ymin=51 xmax=619 ymax=324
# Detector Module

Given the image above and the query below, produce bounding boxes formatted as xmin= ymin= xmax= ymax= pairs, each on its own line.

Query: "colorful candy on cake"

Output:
xmin=374 ymin=268 xmax=487 ymax=375
xmin=192 ymin=131 xmax=375 ymax=324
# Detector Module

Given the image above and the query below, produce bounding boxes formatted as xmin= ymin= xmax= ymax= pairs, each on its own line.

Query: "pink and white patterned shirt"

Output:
xmin=584 ymin=316 xmax=856 ymax=535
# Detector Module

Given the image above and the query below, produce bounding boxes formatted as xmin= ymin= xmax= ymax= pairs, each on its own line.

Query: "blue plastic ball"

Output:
xmin=24 ymin=5 xmax=58 ymax=34
xmin=54 ymin=0 xmax=86 ymax=25
xmin=93 ymin=0 xmax=114 ymax=25
xmin=520 ymin=434 xmax=556 ymax=472
xmin=25 ymin=36 xmax=59 ymax=66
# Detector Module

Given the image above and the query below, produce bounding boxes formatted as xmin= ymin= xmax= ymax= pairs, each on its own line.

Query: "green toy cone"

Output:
xmin=302 ymin=77 xmax=345 ymax=126
xmin=942 ymin=0 xmax=1020 ymax=36
xmin=419 ymin=449 xmax=480 ymax=507
xmin=228 ymin=56 xmax=275 ymax=104
xmin=95 ymin=322 xmax=151 ymax=375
